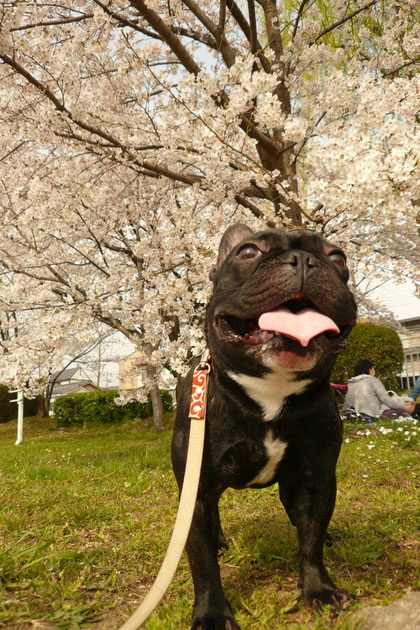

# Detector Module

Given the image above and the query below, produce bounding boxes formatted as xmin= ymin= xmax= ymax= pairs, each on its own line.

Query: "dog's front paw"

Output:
xmin=191 ymin=612 xmax=241 ymax=630
xmin=303 ymin=585 xmax=351 ymax=611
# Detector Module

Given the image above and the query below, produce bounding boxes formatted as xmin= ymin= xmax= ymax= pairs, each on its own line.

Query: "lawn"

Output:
xmin=0 ymin=414 xmax=418 ymax=630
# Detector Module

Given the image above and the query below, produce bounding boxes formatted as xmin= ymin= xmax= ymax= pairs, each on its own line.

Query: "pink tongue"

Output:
xmin=258 ymin=307 xmax=339 ymax=347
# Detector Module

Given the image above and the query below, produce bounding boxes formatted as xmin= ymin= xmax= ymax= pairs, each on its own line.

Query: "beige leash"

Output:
xmin=118 ymin=351 xmax=211 ymax=630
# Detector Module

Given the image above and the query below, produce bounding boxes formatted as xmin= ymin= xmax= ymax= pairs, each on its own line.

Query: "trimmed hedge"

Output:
xmin=0 ymin=385 xmax=13 ymax=423
xmin=0 ymin=385 xmax=40 ymax=423
xmin=331 ymin=322 xmax=404 ymax=391
xmin=53 ymin=389 xmax=173 ymax=427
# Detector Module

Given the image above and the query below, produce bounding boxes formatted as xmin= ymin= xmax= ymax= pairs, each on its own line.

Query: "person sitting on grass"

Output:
xmin=345 ymin=359 xmax=415 ymax=422
xmin=408 ymin=375 xmax=420 ymax=417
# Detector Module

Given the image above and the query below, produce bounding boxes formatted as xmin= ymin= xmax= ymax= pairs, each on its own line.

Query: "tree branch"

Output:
xmin=77 ymin=204 xmax=109 ymax=270
xmin=94 ymin=0 xmax=219 ymax=49
xmin=94 ymin=309 xmax=139 ymax=339
xmin=259 ymin=0 xmax=283 ymax=61
xmin=216 ymin=0 xmax=227 ymax=46
xmin=0 ymin=140 xmax=29 ymax=164
xmin=292 ymin=0 xmax=311 ymax=40
xmin=49 ymin=234 xmax=110 ymax=278
xmin=1 ymin=9 xmax=289 ymax=216
xmin=247 ymin=0 xmax=258 ymax=55
xmin=0 ymin=53 xmax=66 ymax=112
xmin=383 ymin=57 xmax=420 ymax=77
xmin=179 ymin=0 xmax=236 ymax=67
xmin=10 ymin=14 xmax=93 ymax=32
xmin=0 ymin=53 xmax=206 ymax=186
xmin=93 ymin=0 xmax=163 ymax=40
xmin=310 ymin=0 xmax=379 ymax=46
xmin=226 ymin=0 xmax=271 ymax=74
xmin=1 ymin=259 xmax=60 ymax=285
xmin=235 ymin=193 xmax=276 ymax=227
xmin=125 ymin=3 xmax=282 ymax=161
xmin=128 ymin=0 xmax=202 ymax=75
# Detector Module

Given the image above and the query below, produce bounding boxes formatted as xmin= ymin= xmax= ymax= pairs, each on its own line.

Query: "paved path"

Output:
xmin=350 ymin=591 xmax=420 ymax=629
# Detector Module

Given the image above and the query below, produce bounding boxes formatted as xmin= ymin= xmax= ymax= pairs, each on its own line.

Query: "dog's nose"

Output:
xmin=282 ymin=251 xmax=318 ymax=269
xmin=306 ymin=254 xmax=317 ymax=268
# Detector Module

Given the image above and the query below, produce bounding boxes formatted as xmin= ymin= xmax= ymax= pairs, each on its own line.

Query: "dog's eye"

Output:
xmin=328 ymin=251 xmax=346 ymax=267
xmin=236 ymin=244 xmax=261 ymax=261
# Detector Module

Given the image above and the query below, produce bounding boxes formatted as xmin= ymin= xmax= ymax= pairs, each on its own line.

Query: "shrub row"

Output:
xmin=53 ymin=389 xmax=173 ymax=427
xmin=331 ymin=322 xmax=404 ymax=391
xmin=0 ymin=384 xmax=40 ymax=423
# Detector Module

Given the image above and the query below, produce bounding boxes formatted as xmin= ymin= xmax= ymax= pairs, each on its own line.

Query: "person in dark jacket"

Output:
xmin=345 ymin=359 xmax=415 ymax=421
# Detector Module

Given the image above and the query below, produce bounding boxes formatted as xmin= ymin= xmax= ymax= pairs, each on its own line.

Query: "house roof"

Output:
xmin=49 ymin=367 xmax=87 ymax=383
xmin=399 ymin=315 xmax=420 ymax=324
xmin=120 ymin=350 xmax=147 ymax=365
xmin=50 ymin=381 xmax=101 ymax=397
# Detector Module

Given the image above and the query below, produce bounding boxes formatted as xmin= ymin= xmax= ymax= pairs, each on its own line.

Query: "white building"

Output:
xmin=371 ymin=280 xmax=420 ymax=389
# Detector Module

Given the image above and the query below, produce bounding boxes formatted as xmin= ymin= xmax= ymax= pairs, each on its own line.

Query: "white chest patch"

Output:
xmin=228 ymin=368 xmax=312 ymax=422
xmin=248 ymin=430 xmax=287 ymax=486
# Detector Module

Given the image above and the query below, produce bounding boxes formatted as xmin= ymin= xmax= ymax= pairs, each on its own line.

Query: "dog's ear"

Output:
xmin=209 ymin=223 xmax=254 ymax=282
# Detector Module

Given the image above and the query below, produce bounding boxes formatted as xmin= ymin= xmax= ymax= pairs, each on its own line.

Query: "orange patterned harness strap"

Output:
xmin=189 ymin=349 xmax=211 ymax=419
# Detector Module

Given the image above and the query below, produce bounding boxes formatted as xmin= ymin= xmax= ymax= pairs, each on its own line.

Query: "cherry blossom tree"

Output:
xmin=0 ymin=1 xmax=418 ymax=429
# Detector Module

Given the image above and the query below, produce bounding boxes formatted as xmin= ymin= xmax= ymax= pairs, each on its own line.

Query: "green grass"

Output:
xmin=0 ymin=415 xmax=418 ymax=629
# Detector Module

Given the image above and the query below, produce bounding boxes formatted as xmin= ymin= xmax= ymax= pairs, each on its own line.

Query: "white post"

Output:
xmin=16 ymin=390 xmax=24 ymax=445
xmin=10 ymin=389 xmax=24 ymax=445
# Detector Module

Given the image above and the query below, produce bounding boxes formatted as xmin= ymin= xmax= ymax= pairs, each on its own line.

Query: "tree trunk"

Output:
xmin=45 ymin=383 xmax=53 ymax=418
xmin=146 ymin=364 xmax=165 ymax=432
xmin=175 ymin=375 xmax=185 ymax=405
xmin=35 ymin=395 xmax=48 ymax=418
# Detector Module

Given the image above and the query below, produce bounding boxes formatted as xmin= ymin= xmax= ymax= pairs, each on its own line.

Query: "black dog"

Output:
xmin=172 ymin=224 xmax=357 ymax=629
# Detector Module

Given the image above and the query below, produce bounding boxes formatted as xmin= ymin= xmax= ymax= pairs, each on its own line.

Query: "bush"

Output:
xmin=0 ymin=384 xmax=12 ymax=423
xmin=160 ymin=389 xmax=174 ymax=412
xmin=21 ymin=396 xmax=39 ymax=419
xmin=0 ymin=386 xmax=40 ymax=422
xmin=331 ymin=322 xmax=404 ymax=390
xmin=53 ymin=389 xmax=173 ymax=427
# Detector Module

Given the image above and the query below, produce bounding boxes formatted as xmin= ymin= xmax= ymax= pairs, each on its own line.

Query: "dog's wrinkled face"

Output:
xmin=207 ymin=223 xmax=357 ymax=376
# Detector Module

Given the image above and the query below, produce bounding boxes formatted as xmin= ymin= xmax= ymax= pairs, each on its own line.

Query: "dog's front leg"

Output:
xmin=186 ymin=494 xmax=240 ymax=630
xmin=279 ymin=466 xmax=349 ymax=608
xmin=289 ymin=470 xmax=350 ymax=610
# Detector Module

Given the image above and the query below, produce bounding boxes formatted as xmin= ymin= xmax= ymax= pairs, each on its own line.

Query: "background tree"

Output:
xmin=331 ymin=322 xmax=405 ymax=391
xmin=0 ymin=1 xmax=418 ymax=426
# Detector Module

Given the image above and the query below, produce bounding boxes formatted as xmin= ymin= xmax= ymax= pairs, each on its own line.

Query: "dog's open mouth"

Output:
xmin=214 ymin=297 xmax=351 ymax=349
